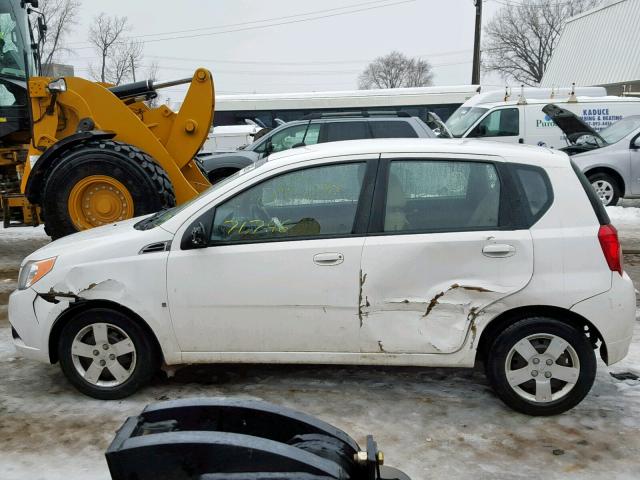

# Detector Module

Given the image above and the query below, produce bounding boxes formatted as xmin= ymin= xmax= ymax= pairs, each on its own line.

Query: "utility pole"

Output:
xmin=130 ymin=55 xmax=136 ymax=82
xmin=472 ymin=0 xmax=483 ymax=85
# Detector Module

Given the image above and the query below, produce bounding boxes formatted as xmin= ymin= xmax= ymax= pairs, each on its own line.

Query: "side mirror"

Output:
xmin=264 ymin=141 xmax=274 ymax=155
xmin=190 ymin=222 xmax=208 ymax=248
xmin=633 ymin=137 xmax=640 ymax=149
xmin=37 ymin=16 xmax=47 ymax=36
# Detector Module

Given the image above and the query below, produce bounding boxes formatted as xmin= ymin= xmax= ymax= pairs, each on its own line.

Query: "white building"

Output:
xmin=541 ymin=0 xmax=640 ymax=96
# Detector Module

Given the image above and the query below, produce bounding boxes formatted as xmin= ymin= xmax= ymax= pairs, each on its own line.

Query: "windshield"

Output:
xmin=135 ymin=160 xmax=266 ymax=230
xmin=445 ymin=107 xmax=488 ymax=137
xmin=599 ymin=116 xmax=640 ymax=145
xmin=0 ymin=2 xmax=33 ymax=80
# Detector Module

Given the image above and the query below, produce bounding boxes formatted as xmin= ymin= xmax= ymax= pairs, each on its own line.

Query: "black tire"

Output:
xmin=58 ymin=308 xmax=159 ymax=399
xmin=586 ymin=171 xmax=621 ymax=206
xmin=42 ymin=140 xmax=175 ymax=239
xmin=486 ymin=317 xmax=596 ymax=416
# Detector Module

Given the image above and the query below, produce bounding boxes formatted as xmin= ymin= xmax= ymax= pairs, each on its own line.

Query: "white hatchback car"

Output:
xmin=9 ymin=139 xmax=635 ymax=415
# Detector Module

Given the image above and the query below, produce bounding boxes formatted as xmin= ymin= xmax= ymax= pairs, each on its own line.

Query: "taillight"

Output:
xmin=598 ymin=224 xmax=622 ymax=275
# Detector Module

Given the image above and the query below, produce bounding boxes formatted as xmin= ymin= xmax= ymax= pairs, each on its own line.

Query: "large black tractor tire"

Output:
xmin=42 ymin=140 xmax=175 ymax=239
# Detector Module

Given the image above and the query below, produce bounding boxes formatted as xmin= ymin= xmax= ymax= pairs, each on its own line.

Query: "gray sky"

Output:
xmin=57 ymin=0 xmax=506 ymax=102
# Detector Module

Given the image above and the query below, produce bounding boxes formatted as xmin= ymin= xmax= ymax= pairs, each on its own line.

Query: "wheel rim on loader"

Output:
xmin=68 ymin=175 xmax=135 ymax=230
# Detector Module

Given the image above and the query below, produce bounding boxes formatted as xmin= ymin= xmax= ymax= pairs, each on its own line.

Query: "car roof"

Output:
xmin=283 ymin=116 xmax=417 ymax=126
xmin=474 ymin=96 xmax=640 ymax=110
xmin=267 ymin=138 xmax=567 ymax=168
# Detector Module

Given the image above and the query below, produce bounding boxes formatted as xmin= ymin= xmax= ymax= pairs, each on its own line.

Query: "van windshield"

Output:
xmin=445 ymin=107 xmax=488 ymax=137
xmin=599 ymin=116 xmax=640 ymax=145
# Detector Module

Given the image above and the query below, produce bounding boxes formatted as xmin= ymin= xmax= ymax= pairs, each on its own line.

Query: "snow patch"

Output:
xmin=606 ymin=206 xmax=640 ymax=226
xmin=0 ymin=224 xmax=49 ymax=240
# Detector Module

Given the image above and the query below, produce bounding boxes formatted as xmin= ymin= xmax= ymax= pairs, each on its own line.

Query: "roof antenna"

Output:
xmin=517 ymin=84 xmax=527 ymax=105
xmin=568 ymin=82 xmax=578 ymax=103
xmin=503 ymin=85 xmax=510 ymax=102
xmin=550 ymin=85 xmax=556 ymax=99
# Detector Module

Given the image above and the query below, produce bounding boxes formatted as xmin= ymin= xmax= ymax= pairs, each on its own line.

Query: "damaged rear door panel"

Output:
xmin=359 ymin=154 xmax=534 ymax=354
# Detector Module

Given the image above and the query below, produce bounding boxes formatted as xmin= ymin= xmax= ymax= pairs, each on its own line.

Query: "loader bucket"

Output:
xmin=105 ymin=398 xmax=411 ymax=480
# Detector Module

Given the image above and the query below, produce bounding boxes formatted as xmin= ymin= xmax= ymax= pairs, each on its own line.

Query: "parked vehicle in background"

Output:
xmin=443 ymin=89 xmax=640 ymax=149
xmin=544 ymin=104 xmax=640 ymax=206
xmin=9 ymin=139 xmax=635 ymax=415
xmin=202 ymin=125 xmax=267 ymax=154
xmin=202 ymin=85 xmax=480 ymax=128
xmin=199 ymin=113 xmax=434 ymax=183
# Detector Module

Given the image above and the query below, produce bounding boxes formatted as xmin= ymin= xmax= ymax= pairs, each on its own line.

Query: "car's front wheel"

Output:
xmin=486 ymin=317 xmax=596 ymax=416
xmin=58 ymin=308 xmax=158 ymax=399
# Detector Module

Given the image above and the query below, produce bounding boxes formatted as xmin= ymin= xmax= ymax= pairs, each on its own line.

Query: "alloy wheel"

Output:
xmin=505 ymin=333 xmax=580 ymax=403
xmin=592 ymin=179 xmax=614 ymax=205
xmin=70 ymin=322 xmax=137 ymax=387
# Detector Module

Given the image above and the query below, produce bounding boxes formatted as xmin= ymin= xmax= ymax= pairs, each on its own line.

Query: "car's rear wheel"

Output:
xmin=587 ymin=172 xmax=620 ymax=206
xmin=486 ymin=317 xmax=596 ymax=416
xmin=58 ymin=308 xmax=158 ymax=399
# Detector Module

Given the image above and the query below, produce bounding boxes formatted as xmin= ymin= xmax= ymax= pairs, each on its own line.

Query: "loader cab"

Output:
xmin=0 ymin=0 xmax=38 ymax=142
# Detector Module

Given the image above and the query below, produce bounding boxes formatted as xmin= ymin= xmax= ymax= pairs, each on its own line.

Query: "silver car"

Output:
xmin=543 ymin=104 xmax=640 ymax=206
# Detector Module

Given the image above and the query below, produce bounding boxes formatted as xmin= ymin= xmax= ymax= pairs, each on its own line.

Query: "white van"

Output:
xmin=202 ymin=125 xmax=264 ymax=153
xmin=444 ymin=89 xmax=640 ymax=149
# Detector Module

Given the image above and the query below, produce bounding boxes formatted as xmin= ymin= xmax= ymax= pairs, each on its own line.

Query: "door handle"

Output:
xmin=313 ymin=252 xmax=344 ymax=266
xmin=482 ymin=244 xmax=516 ymax=258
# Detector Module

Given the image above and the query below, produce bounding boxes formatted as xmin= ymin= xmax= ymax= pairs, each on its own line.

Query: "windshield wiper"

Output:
xmin=134 ymin=208 xmax=170 ymax=230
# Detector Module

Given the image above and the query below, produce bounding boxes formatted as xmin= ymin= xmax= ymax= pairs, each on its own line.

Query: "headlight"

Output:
xmin=18 ymin=257 xmax=57 ymax=290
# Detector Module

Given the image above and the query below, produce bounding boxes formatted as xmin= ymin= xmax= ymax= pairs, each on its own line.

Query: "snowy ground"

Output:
xmin=1 ymin=222 xmax=640 ymax=480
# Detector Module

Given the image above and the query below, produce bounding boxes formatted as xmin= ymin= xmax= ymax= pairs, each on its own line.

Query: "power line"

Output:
xmin=141 ymin=49 xmax=472 ymax=66
xmin=70 ymin=0 xmax=416 ymax=50
xmin=124 ymin=0 xmax=400 ymax=39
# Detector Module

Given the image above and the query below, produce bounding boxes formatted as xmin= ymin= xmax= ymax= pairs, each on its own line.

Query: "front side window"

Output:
xmin=469 ymin=108 xmax=520 ymax=138
xmin=384 ymin=160 xmax=500 ymax=232
xmin=211 ymin=162 xmax=366 ymax=243
xmin=265 ymin=124 xmax=309 ymax=154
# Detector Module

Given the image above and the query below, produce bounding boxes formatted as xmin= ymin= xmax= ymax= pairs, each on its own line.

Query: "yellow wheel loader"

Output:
xmin=0 ymin=0 xmax=213 ymax=238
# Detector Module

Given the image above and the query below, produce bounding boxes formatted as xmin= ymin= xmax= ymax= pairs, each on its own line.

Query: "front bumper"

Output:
xmin=8 ymin=288 xmax=52 ymax=363
xmin=571 ymin=271 xmax=636 ymax=365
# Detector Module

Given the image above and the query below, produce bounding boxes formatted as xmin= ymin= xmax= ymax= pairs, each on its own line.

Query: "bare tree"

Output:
xmin=39 ymin=0 xmax=81 ymax=67
xmin=88 ymin=13 xmax=143 ymax=85
xmin=358 ymin=51 xmax=434 ymax=89
xmin=483 ymin=0 xmax=601 ymax=86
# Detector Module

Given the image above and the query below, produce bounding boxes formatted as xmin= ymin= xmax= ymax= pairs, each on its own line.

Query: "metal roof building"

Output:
xmin=540 ymin=0 xmax=640 ymax=95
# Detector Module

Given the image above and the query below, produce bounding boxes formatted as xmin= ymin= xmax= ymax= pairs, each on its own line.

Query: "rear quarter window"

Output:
xmin=511 ymin=164 xmax=554 ymax=226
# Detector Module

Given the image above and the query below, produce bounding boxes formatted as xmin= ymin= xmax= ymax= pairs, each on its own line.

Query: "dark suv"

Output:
xmin=200 ymin=114 xmax=434 ymax=183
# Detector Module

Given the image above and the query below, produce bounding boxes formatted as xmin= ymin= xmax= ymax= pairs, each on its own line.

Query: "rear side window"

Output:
xmin=383 ymin=160 xmax=501 ymax=232
xmin=323 ymin=121 xmax=370 ymax=142
xmin=370 ymin=121 xmax=419 ymax=138
xmin=570 ymin=161 xmax=610 ymax=225
xmin=511 ymin=164 xmax=553 ymax=225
